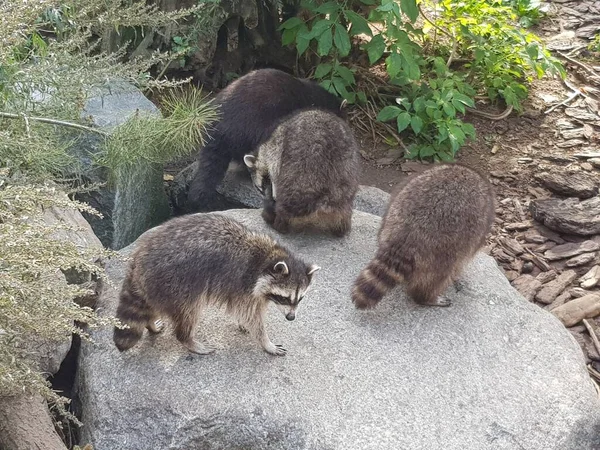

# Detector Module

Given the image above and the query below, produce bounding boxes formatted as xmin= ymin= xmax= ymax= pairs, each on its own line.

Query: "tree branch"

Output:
xmin=0 ymin=112 xmax=108 ymax=136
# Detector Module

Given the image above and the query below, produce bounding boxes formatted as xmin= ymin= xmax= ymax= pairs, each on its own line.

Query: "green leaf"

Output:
xmin=334 ymin=23 xmax=351 ymax=57
xmin=451 ymin=98 xmax=466 ymax=114
xmin=413 ymin=97 xmax=426 ymax=113
xmin=411 ymin=115 xmax=424 ymax=134
xmin=462 ymin=122 xmax=476 ymax=138
xmin=357 ymin=91 xmax=368 ymax=105
xmin=364 ymin=34 xmax=386 ymax=64
xmin=400 ymin=0 xmax=419 ymax=22
xmin=316 ymin=1 xmax=339 ymax=14
xmin=443 ymin=102 xmax=456 ymax=118
xmin=334 ymin=65 xmax=355 ymax=84
xmin=345 ymin=10 xmax=372 ymax=36
xmin=419 ymin=146 xmax=436 ymax=158
xmin=320 ymin=79 xmax=336 ymax=94
xmin=377 ymin=106 xmax=401 ymax=122
xmin=438 ymin=150 xmax=455 ymax=162
xmin=309 ymin=19 xmax=333 ymax=38
xmin=386 ymin=53 xmax=403 ymax=78
xmin=396 ymin=112 xmax=411 ymax=132
xmin=295 ymin=24 xmax=311 ymax=55
xmin=359 ymin=0 xmax=376 ymax=4
xmin=332 ymin=76 xmax=350 ymax=98
xmin=403 ymin=53 xmax=420 ymax=80
xmin=449 ymin=124 xmax=466 ymax=142
xmin=315 ymin=63 xmax=333 ymax=78
xmin=452 ymin=93 xmax=475 ymax=108
xmin=317 ymin=29 xmax=333 ymax=56
xmin=282 ymin=28 xmax=298 ymax=46
xmin=279 ymin=17 xmax=303 ymax=30
xmin=173 ymin=36 xmax=183 ymax=45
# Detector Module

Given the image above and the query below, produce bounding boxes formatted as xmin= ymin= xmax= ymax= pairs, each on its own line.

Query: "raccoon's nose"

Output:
xmin=285 ymin=312 xmax=295 ymax=321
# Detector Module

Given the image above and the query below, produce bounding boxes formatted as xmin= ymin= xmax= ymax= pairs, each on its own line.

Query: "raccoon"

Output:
xmin=243 ymin=108 xmax=360 ymax=236
xmin=352 ymin=163 xmax=495 ymax=309
xmin=113 ymin=214 xmax=320 ymax=356
xmin=185 ymin=68 xmax=346 ymax=213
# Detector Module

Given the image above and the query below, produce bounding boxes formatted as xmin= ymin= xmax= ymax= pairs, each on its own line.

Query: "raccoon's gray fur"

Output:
xmin=113 ymin=214 xmax=320 ymax=356
xmin=352 ymin=163 xmax=495 ymax=309
xmin=243 ymin=108 xmax=360 ymax=236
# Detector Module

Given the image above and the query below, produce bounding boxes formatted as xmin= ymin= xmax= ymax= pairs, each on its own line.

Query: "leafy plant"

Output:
xmin=280 ymin=0 xmax=564 ymax=161
xmin=589 ymin=34 xmax=600 ymax=53
xmin=502 ymin=0 xmax=544 ymax=28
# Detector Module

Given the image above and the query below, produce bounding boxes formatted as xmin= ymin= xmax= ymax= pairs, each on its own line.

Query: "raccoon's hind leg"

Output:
xmin=173 ymin=307 xmax=215 ymax=355
xmin=328 ymin=206 xmax=352 ymax=237
xmin=352 ymin=258 xmax=402 ymax=309
xmin=113 ymin=276 xmax=155 ymax=352
xmin=406 ymin=270 xmax=454 ymax=307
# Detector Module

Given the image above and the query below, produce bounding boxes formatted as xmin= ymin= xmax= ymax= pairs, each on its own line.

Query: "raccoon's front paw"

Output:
xmin=264 ymin=342 xmax=287 ymax=356
xmin=261 ymin=207 xmax=276 ymax=225
xmin=272 ymin=217 xmax=290 ymax=234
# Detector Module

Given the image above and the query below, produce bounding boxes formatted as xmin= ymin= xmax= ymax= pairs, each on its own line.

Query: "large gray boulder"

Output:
xmin=170 ymin=161 xmax=391 ymax=216
xmin=74 ymin=82 xmax=170 ymax=249
xmin=76 ymin=210 xmax=600 ymax=450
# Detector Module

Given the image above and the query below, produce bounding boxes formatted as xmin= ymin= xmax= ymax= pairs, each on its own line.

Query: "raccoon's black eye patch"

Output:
xmin=270 ymin=294 xmax=290 ymax=305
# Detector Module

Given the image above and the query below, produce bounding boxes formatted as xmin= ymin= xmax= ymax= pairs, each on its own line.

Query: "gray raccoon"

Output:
xmin=352 ymin=163 xmax=495 ymax=309
xmin=243 ymin=108 xmax=360 ymax=237
xmin=113 ymin=214 xmax=320 ymax=356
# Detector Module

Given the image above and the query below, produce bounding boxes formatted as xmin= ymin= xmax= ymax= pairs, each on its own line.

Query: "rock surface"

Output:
xmin=535 ymin=171 xmax=599 ymax=199
xmin=76 ymin=210 xmax=600 ymax=450
xmin=530 ymin=196 xmax=600 ymax=236
xmin=75 ymin=82 xmax=171 ymax=248
xmin=170 ymin=161 xmax=391 ymax=217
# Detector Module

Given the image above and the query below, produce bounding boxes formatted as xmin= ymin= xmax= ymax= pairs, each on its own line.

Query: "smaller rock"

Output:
xmin=535 ymin=270 xmax=579 ymax=304
xmin=556 ymin=139 xmax=586 ymax=148
xmin=499 ymin=237 xmax=525 ymax=256
xmin=581 ymin=162 xmax=594 ymax=171
xmin=534 ymin=171 xmax=598 ymax=199
xmin=580 ymin=265 xmax=600 ymax=289
xmin=569 ymin=287 xmax=588 ymax=298
xmin=589 ymin=158 xmax=600 ymax=169
xmin=505 ymin=221 xmax=533 ymax=231
xmin=536 ymin=241 xmax=557 ymax=253
xmin=522 ymin=261 xmax=534 ymax=274
xmin=552 ymin=293 xmax=600 ymax=327
xmin=492 ymin=248 xmax=513 ymax=264
xmin=565 ymin=252 xmax=597 ymax=268
xmin=530 ymin=196 xmax=600 ymax=236
xmin=523 ymin=231 xmax=547 ymax=244
xmin=536 ymin=270 xmax=557 ymax=284
xmin=512 ymin=275 xmax=543 ymax=301
xmin=504 ymin=270 xmax=519 ymax=282
xmin=545 ymin=291 xmax=572 ymax=311
xmin=544 ymin=240 xmax=600 ymax=261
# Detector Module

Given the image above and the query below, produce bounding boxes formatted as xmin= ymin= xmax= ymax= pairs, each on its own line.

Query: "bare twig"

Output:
xmin=0 ymin=112 xmax=108 ymax=136
xmin=583 ymin=319 xmax=600 ymax=357
xmin=20 ymin=113 xmax=31 ymax=138
xmin=466 ymin=105 xmax=514 ymax=120
xmin=557 ymin=51 xmax=600 ymax=81
xmin=544 ymin=90 xmax=580 ymax=114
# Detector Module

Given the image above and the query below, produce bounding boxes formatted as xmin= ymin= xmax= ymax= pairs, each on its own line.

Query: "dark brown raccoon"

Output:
xmin=113 ymin=213 xmax=320 ymax=356
xmin=352 ymin=163 xmax=495 ymax=309
xmin=244 ymin=108 xmax=360 ymax=237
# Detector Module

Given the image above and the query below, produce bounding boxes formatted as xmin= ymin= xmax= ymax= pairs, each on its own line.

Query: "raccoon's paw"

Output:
xmin=184 ymin=340 xmax=216 ymax=355
xmin=147 ymin=319 xmax=165 ymax=334
xmin=264 ymin=342 xmax=287 ymax=356
xmin=431 ymin=296 xmax=452 ymax=307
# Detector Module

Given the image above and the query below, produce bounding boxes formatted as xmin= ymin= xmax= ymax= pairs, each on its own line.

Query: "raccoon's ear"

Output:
xmin=307 ymin=264 xmax=321 ymax=276
xmin=273 ymin=261 xmax=289 ymax=275
xmin=243 ymin=154 xmax=257 ymax=169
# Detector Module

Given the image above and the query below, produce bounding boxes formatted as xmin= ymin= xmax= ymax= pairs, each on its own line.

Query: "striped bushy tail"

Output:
xmin=352 ymin=258 xmax=402 ymax=309
xmin=113 ymin=273 xmax=152 ymax=352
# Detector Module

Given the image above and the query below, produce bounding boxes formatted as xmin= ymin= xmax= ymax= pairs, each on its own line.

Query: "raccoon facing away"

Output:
xmin=113 ymin=214 xmax=320 ymax=356
xmin=352 ymin=164 xmax=495 ymax=309
xmin=185 ymin=68 xmax=346 ymax=213
xmin=243 ymin=108 xmax=360 ymax=236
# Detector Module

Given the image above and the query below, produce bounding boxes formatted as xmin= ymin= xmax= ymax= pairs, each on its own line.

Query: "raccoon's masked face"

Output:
xmin=243 ymin=154 xmax=271 ymax=198
xmin=255 ymin=260 xmax=321 ymax=321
